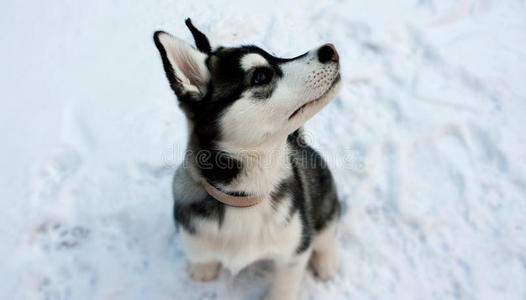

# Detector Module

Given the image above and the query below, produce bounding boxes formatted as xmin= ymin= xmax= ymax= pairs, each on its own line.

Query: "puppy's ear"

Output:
xmin=153 ymin=31 xmax=210 ymax=100
xmin=185 ymin=18 xmax=212 ymax=54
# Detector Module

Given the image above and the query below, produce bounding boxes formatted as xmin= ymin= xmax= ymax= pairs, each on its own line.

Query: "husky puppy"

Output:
xmin=153 ymin=19 xmax=342 ymax=300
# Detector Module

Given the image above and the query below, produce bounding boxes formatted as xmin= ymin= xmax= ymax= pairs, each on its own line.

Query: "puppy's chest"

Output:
xmin=181 ymin=199 xmax=301 ymax=274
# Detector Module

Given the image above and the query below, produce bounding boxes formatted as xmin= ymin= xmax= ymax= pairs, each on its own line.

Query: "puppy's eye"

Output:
xmin=251 ymin=68 xmax=273 ymax=85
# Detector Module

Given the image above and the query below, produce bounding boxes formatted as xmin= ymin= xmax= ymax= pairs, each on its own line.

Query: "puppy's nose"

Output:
xmin=317 ymin=43 xmax=339 ymax=63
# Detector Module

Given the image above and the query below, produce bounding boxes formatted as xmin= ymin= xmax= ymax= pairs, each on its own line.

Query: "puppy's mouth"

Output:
xmin=288 ymin=74 xmax=341 ymax=120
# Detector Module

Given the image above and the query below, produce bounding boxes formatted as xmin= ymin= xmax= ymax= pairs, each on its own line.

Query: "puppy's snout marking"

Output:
xmin=317 ymin=44 xmax=339 ymax=63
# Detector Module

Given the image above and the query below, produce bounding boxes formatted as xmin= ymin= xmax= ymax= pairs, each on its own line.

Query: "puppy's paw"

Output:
xmin=262 ymin=292 xmax=296 ymax=300
xmin=187 ymin=262 xmax=220 ymax=281
xmin=310 ymin=250 xmax=339 ymax=281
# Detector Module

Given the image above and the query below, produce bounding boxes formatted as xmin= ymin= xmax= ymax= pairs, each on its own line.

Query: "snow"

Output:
xmin=1 ymin=0 xmax=526 ymax=299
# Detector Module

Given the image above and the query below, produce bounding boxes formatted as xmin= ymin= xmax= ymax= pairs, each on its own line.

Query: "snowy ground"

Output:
xmin=2 ymin=0 xmax=526 ymax=299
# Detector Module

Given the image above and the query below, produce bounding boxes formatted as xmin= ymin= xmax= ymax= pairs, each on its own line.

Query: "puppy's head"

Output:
xmin=154 ymin=19 xmax=341 ymax=149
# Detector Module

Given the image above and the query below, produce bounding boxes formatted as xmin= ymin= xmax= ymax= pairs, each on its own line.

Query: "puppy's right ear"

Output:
xmin=153 ymin=31 xmax=210 ymax=100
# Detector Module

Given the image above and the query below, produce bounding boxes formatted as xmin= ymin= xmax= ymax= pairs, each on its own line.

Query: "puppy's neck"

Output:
xmin=221 ymin=138 xmax=292 ymax=196
xmin=186 ymin=135 xmax=292 ymax=197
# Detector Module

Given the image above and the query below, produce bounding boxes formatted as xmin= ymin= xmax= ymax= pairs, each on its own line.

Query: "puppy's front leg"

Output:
xmin=265 ymin=249 xmax=311 ymax=300
xmin=187 ymin=261 xmax=221 ymax=281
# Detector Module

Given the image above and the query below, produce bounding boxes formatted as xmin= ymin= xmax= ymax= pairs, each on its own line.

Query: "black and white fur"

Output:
xmin=153 ymin=19 xmax=342 ymax=300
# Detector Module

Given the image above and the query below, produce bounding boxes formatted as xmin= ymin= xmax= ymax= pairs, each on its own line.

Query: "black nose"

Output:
xmin=317 ymin=43 xmax=339 ymax=63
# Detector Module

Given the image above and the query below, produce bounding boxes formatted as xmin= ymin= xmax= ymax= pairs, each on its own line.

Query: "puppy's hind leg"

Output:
xmin=264 ymin=250 xmax=311 ymax=300
xmin=310 ymin=220 xmax=339 ymax=281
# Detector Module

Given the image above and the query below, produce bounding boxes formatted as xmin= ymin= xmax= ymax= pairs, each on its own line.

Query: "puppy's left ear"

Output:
xmin=185 ymin=18 xmax=212 ymax=54
xmin=153 ymin=31 xmax=210 ymax=100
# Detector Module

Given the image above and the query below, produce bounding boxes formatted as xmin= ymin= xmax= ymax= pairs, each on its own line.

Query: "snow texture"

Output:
xmin=1 ymin=0 xmax=526 ymax=299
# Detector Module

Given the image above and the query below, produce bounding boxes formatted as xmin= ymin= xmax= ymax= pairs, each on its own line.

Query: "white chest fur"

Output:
xmin=180 ymin=197 xmax=302 ymax=275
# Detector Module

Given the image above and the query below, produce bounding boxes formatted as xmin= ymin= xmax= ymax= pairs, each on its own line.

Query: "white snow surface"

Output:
xmin=1 ymin=0 xmax=526 ymax=299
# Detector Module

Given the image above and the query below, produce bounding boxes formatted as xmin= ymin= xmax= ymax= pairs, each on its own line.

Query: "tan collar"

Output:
xmin=203 ymin=181 xmax=264 ymax=207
